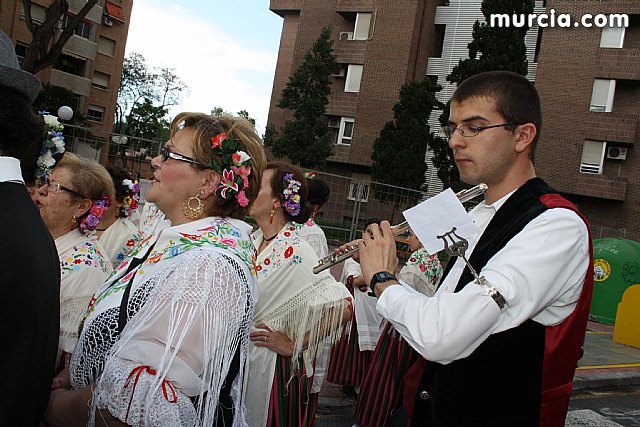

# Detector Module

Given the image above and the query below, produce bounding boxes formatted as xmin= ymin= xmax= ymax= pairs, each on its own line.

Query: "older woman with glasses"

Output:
xmin=34 ymin=152 xmax=115 ymax=370
xmin=44 ymin=113 xmax=266 ymax=427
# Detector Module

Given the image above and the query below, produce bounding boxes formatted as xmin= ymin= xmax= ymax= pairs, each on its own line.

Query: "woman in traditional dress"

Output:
xmin=326 ymin=218 xmax=383 ymax=395
xmin=245 ymin=161 xmax=353 ymax=427
xmin=97 ymin=165 xmax=141 ymax=269
xmin=354 ymin=229 xmax=443 ymax=427
xmin=43 ymin=113 xmax=266 ymax=427
xmin=34 ymin=152 xmax=114 ymax=369
xmin=293 ymin=175 xmax=331 ymax=258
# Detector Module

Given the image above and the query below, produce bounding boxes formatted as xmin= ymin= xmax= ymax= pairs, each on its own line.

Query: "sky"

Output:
xmin=124 ymin=0 xmax=283 ymax=134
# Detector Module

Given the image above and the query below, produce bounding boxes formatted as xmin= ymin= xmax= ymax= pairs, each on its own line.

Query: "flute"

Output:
xmin=312 ymin=183 xmax=488 ymax=274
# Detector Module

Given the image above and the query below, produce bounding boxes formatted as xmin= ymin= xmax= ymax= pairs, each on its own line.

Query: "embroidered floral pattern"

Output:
xmin=60 ymin=240 xmax=111 ymax=277
xmin=406 ymin=248 xmax=443 ymax=285
xmin=253 ymin=225 xmax=304 ymax=279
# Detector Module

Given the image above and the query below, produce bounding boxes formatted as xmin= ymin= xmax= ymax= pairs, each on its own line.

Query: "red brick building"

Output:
xmin=535 ymin=1 xmax=640 ymax=240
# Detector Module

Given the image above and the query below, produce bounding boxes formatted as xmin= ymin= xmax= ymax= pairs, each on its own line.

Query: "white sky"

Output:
xmin=125 ymin=0 xmax=283 ymax=135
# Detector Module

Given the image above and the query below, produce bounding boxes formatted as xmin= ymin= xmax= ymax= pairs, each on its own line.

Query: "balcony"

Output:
xmin=585 ymin=111 xmax=639 ymax=146
xmin=595 ymin=49 xmax=640 ymax=81
xmin=49 ymin=69 xmax=91 ymax=97
xmin=574 ymin=173 xmax=627 ymax=201
xmin=336 ymin=0 xmax=373 ymax=13
xmin=333 ymin=39 xmax=367 ymax=64
xmin=270 ymin=0 xmax=301 ymax=16
xmin=67 ymin=0 xmax=102 ymax=22
xmin=61 ymin=34 xmax=97 ymax=61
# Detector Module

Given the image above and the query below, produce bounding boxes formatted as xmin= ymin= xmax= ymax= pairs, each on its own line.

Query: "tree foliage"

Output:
xmin=33 ymin=83 xmax=87 ymax=126
xmin=116 ymin=52 xmax=187 ymax=136
xmin=266 ymin=26 xmax=339 ymax=168
xmin=371 ymin=78 xmax=444 ymax=210
xmin=125 ymin=98 xmax=170 ymax=142
xmin=211 ymin=107 xmax=256 ymax=126
xmin=429 ymin=0 xmax=534 ymax=190
xmin=20 ymin=0 xmax=99 ymax=73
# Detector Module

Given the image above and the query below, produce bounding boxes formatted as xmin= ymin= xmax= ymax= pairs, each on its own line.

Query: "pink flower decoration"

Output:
xmin=90 ymin=205 xmax=106 ymax=217
xmin=211 ymin=132 xmax=227 ymax=149
xmin=221 ymin=238 xmax=237 ymax=247
xmin=216 ymin=169 xmax=239 ymax=198
xmin=231 ymin=165 xmax=251 ymax=189
xmin=237 ymin=190 xmax=249 ymax=207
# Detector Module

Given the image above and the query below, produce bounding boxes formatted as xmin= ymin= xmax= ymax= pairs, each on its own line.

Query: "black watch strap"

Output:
xmin=369 ymin=271 xmax=397 ymax=295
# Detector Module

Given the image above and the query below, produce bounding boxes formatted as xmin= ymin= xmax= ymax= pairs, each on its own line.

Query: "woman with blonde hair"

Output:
xmin=44 ymin=113 xmax=266 ymax=427
xmin=34 ymin=152 xmax=114 ymax=369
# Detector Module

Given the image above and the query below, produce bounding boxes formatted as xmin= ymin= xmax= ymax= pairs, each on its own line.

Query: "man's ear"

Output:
xmin=199 ymin=170 xmax=221 ymax=200
xmin=514 ymin=123 xmax=537 ymax=154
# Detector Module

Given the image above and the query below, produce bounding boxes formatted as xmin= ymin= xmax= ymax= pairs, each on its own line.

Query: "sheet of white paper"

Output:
xmin=402 ymin=188 xmax=477 ymax=255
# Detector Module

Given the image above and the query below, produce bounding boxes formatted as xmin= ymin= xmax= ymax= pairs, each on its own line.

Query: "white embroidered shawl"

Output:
xmin=397 ymin=248 xmax=443 ymax=297
xmin=244 ymin=223 xmax=352 ymax=427
xmin=341 ymin=258 xmax=383 ymax=352
xmin=70 ymin=217 xmax=258 ymax=427
xmin=56 ymin=229 xmax=112 ymax=358
xmin=98 ymin=217 xmax=138 ymax=269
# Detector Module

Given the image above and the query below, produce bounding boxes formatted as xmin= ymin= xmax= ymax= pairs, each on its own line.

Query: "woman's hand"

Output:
xmin=250 ymin=324 xmax=294 ymax=357
xmin=51 ymin=366 xmax=71 ymax=390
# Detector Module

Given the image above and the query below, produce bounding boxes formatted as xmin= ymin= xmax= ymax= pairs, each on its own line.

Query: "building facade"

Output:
xmin=534 ymin=0 xmax=640 ymax=240
xmin=1 ymin=0 xmax=132 ymax=141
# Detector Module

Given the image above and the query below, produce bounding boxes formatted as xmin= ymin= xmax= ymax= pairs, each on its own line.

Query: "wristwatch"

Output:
xmin=369 ymin=271 xmax=397 ymax=295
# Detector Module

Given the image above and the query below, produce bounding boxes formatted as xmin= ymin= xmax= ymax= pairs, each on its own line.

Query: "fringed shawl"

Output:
xmin=244 ymin=224 xmax=352 ymax=427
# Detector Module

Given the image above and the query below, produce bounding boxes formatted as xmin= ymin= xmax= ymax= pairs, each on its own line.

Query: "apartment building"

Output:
xmin=534 ymin=0 xmax=640 ymax=240
xmin=1 ymin=0 xmax=131 ymax=140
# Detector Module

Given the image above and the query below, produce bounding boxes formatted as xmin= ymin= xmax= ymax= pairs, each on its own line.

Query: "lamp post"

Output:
xmin=57 ymin=105 xmax=73 ymax=121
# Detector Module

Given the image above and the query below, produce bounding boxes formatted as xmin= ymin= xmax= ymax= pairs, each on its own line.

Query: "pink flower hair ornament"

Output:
xmin=79 ymin=194 xmax=112 ymax=234
xmin=209 ymin=132 xmax=253 ymax=207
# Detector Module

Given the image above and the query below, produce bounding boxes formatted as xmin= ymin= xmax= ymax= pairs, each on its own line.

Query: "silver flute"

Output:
xmin=312 ymin=183 xmax=488 ymax=274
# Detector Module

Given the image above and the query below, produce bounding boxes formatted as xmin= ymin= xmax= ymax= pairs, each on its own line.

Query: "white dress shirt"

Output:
xmin=0 ymin=156 xmax=24 ymax=184
xmin=377 ymin=190 xmax=590 ymax=365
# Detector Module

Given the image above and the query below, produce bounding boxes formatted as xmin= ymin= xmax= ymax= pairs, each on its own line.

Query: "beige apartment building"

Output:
xmin=1 ymin=0 xmax=132 ymax=139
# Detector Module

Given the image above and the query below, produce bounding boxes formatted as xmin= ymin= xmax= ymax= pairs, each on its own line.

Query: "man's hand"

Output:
xmin=358 ymin=221 xmax=398 ymax=287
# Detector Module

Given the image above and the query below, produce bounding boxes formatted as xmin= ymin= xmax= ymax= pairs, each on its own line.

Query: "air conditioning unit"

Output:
xmin=103 ymin=16 xmax=113 ymax=26
xmin=606 ymin=146 xmax=627 ymax=160
xmin=339 ymin=32 xmax=354 ymax=41
xmin=328 ymin=117 xmax=340 ymax=128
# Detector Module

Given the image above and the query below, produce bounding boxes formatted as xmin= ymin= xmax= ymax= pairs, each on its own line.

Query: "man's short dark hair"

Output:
xmin=0 ymin=85 xmax=44 ymax=162
xmin=452 ymin=71 xmax=542 ymax=158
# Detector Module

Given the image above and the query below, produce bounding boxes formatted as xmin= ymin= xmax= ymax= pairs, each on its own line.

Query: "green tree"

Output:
xmin=266 ymin=26 xmax=339 ymax=168
xmin=211 ymin=107 xmax=256 ymax=126
xmin=429 ymin=0 xmax=534 ymax=190
xmin=20 ymin=0 xmax=99 ymax=73
xmin=371 ymin=78 xmax=444 ymax=220
xmin=33 ymin=83 xmax=87 ymax=126
xmin=126 ymin=98 xmax=170 ymax=142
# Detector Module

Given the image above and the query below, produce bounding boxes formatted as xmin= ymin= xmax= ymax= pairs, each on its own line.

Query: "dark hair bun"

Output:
xmin=291 ymin=201 xmax=313 ymax=224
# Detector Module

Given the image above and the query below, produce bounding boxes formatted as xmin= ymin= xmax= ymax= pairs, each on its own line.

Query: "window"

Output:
xmin=62 ymin=15 xmax=93 ymax=39
xmin=92 ymin=71 xmax=110 ymax=90
xmin=580 ymin=140 xmax=606 ymax=174
xmin=589 ymin=79 xmax=616 ymax=112
xmin=600 ymin=25 xmax=625 ymax=48
xmin=97 ymin=36 xmax=116 ymax=56
xmin=54 ymin=54 xmax=86 ymax=76
xmin=348 ymin=180 xmax=370 ymax=202
xmin=105 ymin=1 xmax=126 ymax=23
xmin=87 ymin=105 xmax=105 ymax=122
xmin=21 ymin=3 xmax=46 ymax=23
xmin=14 ymin=42 xmax=29 ymax=65
xmin=337 ymin=117 xmax=355 ymax=145
xmin=354 ymin=13 xmax=371 ymax=40
xmin=345 ymin=65 xmax=363 ymax=93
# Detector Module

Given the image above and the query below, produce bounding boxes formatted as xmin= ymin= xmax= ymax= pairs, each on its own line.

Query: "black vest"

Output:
xmin=413 ymin=178 xmax=566 ymax=426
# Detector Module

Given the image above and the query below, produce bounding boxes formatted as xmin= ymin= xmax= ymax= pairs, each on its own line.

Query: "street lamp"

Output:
xmin=57 ymin=105 xmax=73 ymax=121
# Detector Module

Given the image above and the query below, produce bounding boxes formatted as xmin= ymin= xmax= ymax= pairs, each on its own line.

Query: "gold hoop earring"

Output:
xmin=182 ymin=188 xmax=205 ymax=220
xmin=71 ymin=214 xmax=77 ymax=225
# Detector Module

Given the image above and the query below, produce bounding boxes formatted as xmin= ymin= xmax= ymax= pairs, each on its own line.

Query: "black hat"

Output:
xmin=0 ymin=30 xmax=41 ymax=104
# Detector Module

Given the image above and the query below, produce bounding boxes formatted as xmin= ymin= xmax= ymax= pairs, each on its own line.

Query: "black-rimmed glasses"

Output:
xmin=160 ymin=146 xmax=207 ymax=167
xmin=441 ymin=123 xmax=520 ymax=138
xmin=45 ymin=181 xmax=86 ymax=198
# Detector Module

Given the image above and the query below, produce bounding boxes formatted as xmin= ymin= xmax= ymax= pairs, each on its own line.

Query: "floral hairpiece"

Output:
xmin=305 ymin=171 xmax=316 ymax=179
xmin=121 ymin=179 xmax=140 ymax=217
xmin=283 ymin=173 xmax=302 ymax=216
xmin=210 ymin=132 xmax=252 ymax=207
xmin=79 ymin=195 xmax=112 ymax=234
xmin=35 ymin=113 xmax=66 ymax=183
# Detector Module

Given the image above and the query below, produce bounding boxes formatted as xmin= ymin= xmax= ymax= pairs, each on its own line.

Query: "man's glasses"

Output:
xmin=45 ymin=180 xmax=85 ymax=198
xmin=160 ymin=146 xmax=207 ymax=167
xmin=441 ymin=123 xmax=520 ymax=138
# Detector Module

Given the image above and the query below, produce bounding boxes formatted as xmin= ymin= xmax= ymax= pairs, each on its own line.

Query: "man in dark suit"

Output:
xmin=0 ymin=30 xmax=60 ymax=426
